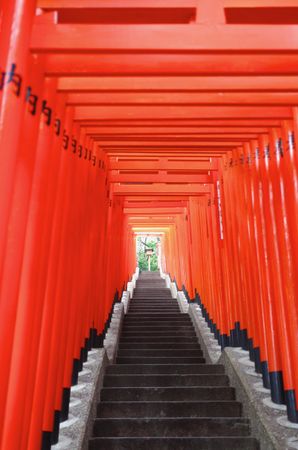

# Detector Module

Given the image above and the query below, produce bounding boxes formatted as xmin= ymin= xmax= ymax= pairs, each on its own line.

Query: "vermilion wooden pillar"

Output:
xmin=0 ymin=56 xmax=45 ymax=450
xmin=0 ymin=0 xmax=37 ymax=290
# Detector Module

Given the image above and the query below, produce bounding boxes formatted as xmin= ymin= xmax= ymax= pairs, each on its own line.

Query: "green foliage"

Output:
xmin=137 ymin=237 xmax=159 ymax=272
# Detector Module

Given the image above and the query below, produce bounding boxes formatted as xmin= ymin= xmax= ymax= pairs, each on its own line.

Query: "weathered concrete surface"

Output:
xmin=220 ymin=348 xmax=298 ymax=450
xmin=189 ymin=302 xmax=298 ymax=450
xmin=52 ymin=349 xmax=108 ymax=450
xmin=177 ymin=291 xmax=189 ymax=314
xmin=52 ymin=268 xmax=140 ymax=450
xmin=104 ymin=302 xmax=124 ymax=364
xmin=188 ymin=303 xmax=221 ymax=364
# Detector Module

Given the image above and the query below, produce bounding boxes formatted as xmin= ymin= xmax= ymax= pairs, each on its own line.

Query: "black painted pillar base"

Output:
xmin=248 ymin=338 xmax=254 ymax=362
xmin=93 ymin=332 xmax=104 ymax=348
xmin=240 ymin=328 xmax=249 ymax=350
xmin=41 ymin=410 xmax=60 ymax=450
xmin=253 ymin=347 xmax=262 ymax=374
xmin=269 ymin=370 xmax=285 ymax=404
xmin=60 ymin=387 xmax=71 ymax=422
xmin=285 ymin=390 xmax=298 ymax=423
xmin=230 ymin=322 xmax=241 ymax=347
xmin=41 ymin=431 xmax=51 ymax=450
xmin=71 ymin=358 xmax=80 ymax=386
xmin=51 ymin=410 xmax=60 ymax=445
xmin=261 ymin=361 xmax=271 ymax=389
xmin=219 ymin=333 xmax=230 ymax=349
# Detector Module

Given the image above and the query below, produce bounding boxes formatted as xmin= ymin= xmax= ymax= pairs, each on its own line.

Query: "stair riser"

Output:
xmin=120 ymin=332 xmax=198 ymax=337
xmin=121 ymin=327 xmax=195 ymax=333
xmin=97 ymin=401 xmax=242 ymax=418
xmin=106 ymin=364 xmax=225 ymax=375
xmin=118 ymin=343 xmax=200 ymax=349
xmin=116 ymin=357 xmax=205 ymax=364
xmin=93 ymin=417 xmax=249 ymax=437
xmin=104 ymin=375 xmax=229 ymax=387
xmin=89 ymin=275 xmax=258 ymax=450
xmin=100 ymin=387 xmax=235 ymax=401
xmin=119 ymin=337 xmax=199 ymax=343
xmin=124 ymin=320 xmax=186 ymax=323
xmin=89 ymin=437 xmax=259 ymax=450
xmin=127 ymin=310 xmax=181 ymax=312
xmin=120 ymin=335 xmax=198 ymax=340
xmin=117 ymin=350 xmax=204 ymax=357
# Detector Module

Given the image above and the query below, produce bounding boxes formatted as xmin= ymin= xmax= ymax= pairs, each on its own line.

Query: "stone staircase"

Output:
xmin=89 ymin=271 xmax=259 ymax=449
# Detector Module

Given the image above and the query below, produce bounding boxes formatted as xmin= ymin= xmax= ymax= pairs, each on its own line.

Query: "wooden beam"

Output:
xmin=113 ymin=183 xmax=211 ymax=195
xmin=110 ymin=173 xmax=211 ymax=183
xmin=109 ymin=160 xmax=216 ymax=171
xmin=124 ymin=201 xmax=188 ymax=208
xmin=96 ymin=140 xmax=243 ymax=147
xmin=109 ymin=155 xmax=212 ymax=160
xmin=84 ymin=126 xmax=267 ymax=134
xmin=67 ymin=92 xmax=298 ymax=106
xmin=74 ymin=105 xmax=291 ymax=120
xmin=124 ymin=207 xmax=186 ymax=214
xmin=106 ymin=150 xmax=226 ymax=156
xmin=91 ymin=133 xmax=258 ymax=140
xmin=38 ymin=0 xmax=197 ymax=9
xmin=77 ymin=119 xmax=281 ymax=127
xmin=125 ymin=195 xmax=191 ymax=201
xmin=31 ymin=24 xmax=298 ymax=52
xmin=45 ymin=53 xmax=298 ymax=76
xmin=224 ymin=0 xmax=298 ymax=7
xmin=58 ymin=76 xmax=298 ymax=92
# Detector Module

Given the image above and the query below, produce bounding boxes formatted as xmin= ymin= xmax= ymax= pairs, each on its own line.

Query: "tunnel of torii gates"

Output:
xmin=1 ymin=0 xmax=298 ymax=448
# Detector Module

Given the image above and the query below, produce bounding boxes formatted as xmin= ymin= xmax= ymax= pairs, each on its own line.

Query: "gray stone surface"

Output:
xmin=177 ymin=291 xmax=189 ymax=314
xmin=52 ymin=349 xmax=108 ymax=450
xmin=188 ymin=302 xmax=298 ymax=450
xmin=188 ymin=303 xmax=221 ymax=364
xmin=220 ymin=348 xmax=298 ymax=450
xmin=53 ymin=268 xmax=140 ymax=450
xmin=104 ymin=303 xmax=124 ymax=363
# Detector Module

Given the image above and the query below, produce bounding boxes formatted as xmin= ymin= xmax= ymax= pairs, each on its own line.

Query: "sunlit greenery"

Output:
xmin=137 ymin=237 xmax=159 ymax=271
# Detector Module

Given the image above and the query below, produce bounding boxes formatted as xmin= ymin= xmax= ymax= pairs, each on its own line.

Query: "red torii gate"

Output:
xmin=0 ymin=1 xmax=298 ymax=449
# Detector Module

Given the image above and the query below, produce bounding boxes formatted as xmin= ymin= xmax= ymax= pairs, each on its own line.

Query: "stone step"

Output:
xmin=127 ymin=306 xmax=180 ymax=310
xmin=130 ymin=298 xmax=175 ymax=301
xmin=117 ymin=349 xmax=204 ymax=357
xmin=123 ymin=324 xmax=191 ymax=329
xmin=89 ymin=278 xmax=258 ymax=450
xmin=103 ymin=374 xmax=229 ymax=387
xmin=106 ymin=364 xmax=225 ymax=375
xmin=134 ymin=288 xmax=171 ymax=290
xmin=120 ymin=332 xmax=198 ymax=338
xmin=132 ymin=293 xmax=173 ymax=296
xmin=118 ymin=343 xmax=200 ymax=349
xmin=93 ymin=417 xmax=250 ymax=437
xmin=122 ymin=324 xmax=194 ymax=334
xmin=121 ymin=326 xmax=194 ymax=332
xmin=97 ymin=401 xmax=242 ymax=418
xmin=100 ymin=386 xmax=235 ymax=401
xmin=122 ymin=328 xmax=193 ymax=333
xmin=119 ymin=336 xmax=199 ymax=343
xmin=127 ymin=311 xmax=181 ymax=314
xmin=126 ymin=310 xmax=182 ymax=313
xmin=125 ymin=314 xmax=183 ymax=318
xmin=89 ymin=437 xmax=259 ymax=450
xmin=124 ymin=318 xmax=190 ymax=321
xmin=131 ymin=297 xmax=173 ymax=300
xmin=116 ymin=357 xmax=206 ymax=364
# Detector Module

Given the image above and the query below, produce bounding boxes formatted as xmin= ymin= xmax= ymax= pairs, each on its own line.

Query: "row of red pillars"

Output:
xmin=0 ymin=1 xmax=137 ymax=449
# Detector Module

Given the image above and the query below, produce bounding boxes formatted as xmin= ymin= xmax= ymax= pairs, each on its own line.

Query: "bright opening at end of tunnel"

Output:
xmin=1 ymin=1 xmax=298 ymax=449
xmin=136 ymin=233 xmax=162 ymax=272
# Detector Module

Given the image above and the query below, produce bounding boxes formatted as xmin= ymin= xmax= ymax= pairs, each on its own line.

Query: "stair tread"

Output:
xmin=89 ymin=437 xmax=259 ymax=450
xmin=89 ymin=276 xmax=258 ymax=450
